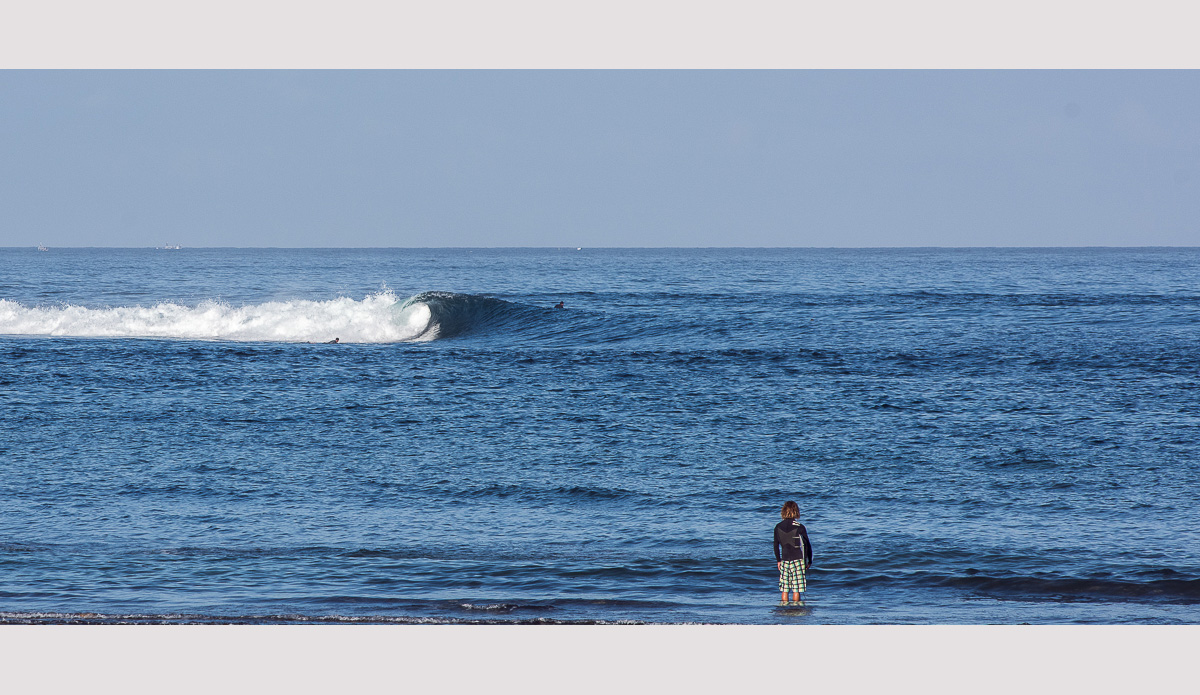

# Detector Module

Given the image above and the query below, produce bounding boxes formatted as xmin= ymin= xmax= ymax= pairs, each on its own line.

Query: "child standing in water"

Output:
xmin=773 ymin=500 xmax=812 ymax=605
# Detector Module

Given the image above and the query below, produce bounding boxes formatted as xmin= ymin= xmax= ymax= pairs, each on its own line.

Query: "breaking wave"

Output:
xmin=0 ymin=291 xmax=542 ymax=344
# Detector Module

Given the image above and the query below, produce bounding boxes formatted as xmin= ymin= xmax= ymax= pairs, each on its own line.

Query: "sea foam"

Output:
xmin=0 ymin=291 xmax=434 ymax=343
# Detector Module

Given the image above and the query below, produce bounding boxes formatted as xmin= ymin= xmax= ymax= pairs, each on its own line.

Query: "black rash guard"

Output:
xmin=773 ymin=519 xmax=813 ymax=565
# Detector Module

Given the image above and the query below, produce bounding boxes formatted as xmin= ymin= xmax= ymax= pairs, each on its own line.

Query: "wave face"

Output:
xmin=0 ymin=291 xmax=547 ymax=344
xmin=398 ymin=291 xmax=544 ymax=341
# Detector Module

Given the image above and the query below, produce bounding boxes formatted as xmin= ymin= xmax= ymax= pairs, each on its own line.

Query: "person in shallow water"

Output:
xmin=554 ymin=301 xmax=564 ymax=309
xmin=773 ymin=500 xmax=813 ymax=606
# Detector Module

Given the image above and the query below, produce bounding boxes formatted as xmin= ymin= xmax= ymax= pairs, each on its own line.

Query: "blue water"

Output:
xmin=1 ymin=248 xmax=1198 ymax=624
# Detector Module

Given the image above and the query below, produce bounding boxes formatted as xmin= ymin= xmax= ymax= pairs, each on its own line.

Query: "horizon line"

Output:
xmin=7 ymin=245 xmax=1200 ymax=251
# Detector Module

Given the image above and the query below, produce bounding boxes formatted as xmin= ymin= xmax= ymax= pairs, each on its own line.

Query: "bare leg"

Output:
xmin=790 ymin=592 xmax=803 ymax=604
xmin=780 ymin=591 xmax=788 ymax=604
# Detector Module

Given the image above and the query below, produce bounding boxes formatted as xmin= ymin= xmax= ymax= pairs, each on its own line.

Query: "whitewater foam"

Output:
xmin=0 ymin=291 xmax=436 ymax=344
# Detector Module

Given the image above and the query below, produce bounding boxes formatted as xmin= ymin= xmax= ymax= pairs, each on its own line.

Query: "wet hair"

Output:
xmin=781 ymin=500 xmax=799 ymax=519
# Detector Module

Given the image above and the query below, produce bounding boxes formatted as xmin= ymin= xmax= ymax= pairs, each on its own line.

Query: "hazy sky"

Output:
xmin=1 ymin=70 xmax=1196 ymax=247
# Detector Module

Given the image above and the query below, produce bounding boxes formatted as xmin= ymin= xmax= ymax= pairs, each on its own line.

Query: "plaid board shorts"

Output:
xmin=779 ymin=559 xmax=807 ymax=592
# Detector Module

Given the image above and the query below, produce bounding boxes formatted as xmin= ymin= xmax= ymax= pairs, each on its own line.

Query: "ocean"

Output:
xmin=1 ymin=247 xmax=1198 ymax=624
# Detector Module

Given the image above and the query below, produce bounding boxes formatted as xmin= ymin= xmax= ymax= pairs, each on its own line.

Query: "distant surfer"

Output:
xmin=554 ymin=301 xmax=564 ymax=309
xmin=773 ymin=500 xmax=813 ymax=606
xmin=326 ymin=337 xmax=339 ymax=344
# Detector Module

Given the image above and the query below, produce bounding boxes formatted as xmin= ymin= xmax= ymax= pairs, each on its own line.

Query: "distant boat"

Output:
xmin=36 ymin=244 xmax=48 ymax=251
xmin=157 ymin=244 xmax=182 ymax=250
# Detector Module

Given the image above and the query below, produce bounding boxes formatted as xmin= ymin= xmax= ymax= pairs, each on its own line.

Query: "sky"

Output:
xmin=0 ymin=70 xmax=1197 ymax=248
